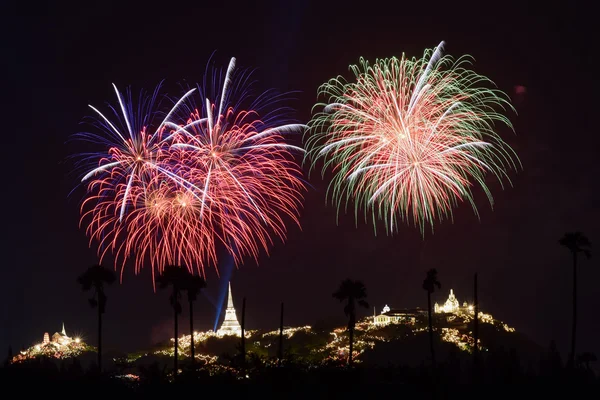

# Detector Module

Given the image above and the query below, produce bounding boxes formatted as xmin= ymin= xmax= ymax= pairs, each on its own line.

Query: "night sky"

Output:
xmin=2 ymin=3 xmax=599 ymax=360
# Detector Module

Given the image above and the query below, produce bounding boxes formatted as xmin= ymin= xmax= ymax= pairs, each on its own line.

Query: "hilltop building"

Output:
xmin=216 ymin=282 xmax=242 ymax=336
xmin=373 ymin=304 xmax=427 ymax=326
xmin=11 ymin=323 xmax=86 ymax=364
xmin=373 ymin=289 xmax=476 ymax=327
xmin=50 ymin=323 xmax=72 ymax=345
xmin=434 ymin=289 xmax=473 ymax=314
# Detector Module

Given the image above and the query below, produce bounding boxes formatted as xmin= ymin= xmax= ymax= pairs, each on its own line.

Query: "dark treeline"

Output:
xmin=1 ymin=343 xmax=598 ymax=394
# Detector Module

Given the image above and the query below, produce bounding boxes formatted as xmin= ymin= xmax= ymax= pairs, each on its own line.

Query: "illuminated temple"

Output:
xmin=216 ymin=281 xmax=242 ymax=336
xmin=434 ymin=289 xmax=473 ymax=314
xmin=373 ymin=304 xmax=426 ymax=326
xmin=373 ymin=289 xmax=475 ymax=326
xmin=11 ymin=323 xmax=87 ymax=364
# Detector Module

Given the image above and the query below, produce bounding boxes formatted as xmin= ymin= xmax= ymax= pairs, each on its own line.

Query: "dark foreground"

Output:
xmin=2 ymin=359 xmax=599 ymax=397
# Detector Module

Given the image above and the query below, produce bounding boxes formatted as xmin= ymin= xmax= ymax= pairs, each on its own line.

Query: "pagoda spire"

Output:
xmin=61 ymin=322 xmax=66 ymax=336
xmin=217 ymin=281 xmax=242 ymax=336
xmin=227 ymin=281 xmax=234 ymax=309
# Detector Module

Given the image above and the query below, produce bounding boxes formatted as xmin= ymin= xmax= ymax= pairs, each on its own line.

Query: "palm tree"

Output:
xmin=422 ymin=269 xmax=441 ymax=368
xmin=77 ymin=264 xmax=116 ymax=373
xmin=156 ymin=265 xmax=188 ymax=378
xmin=332 ymin=279 xmax=369 ymax=366
xmin=559 ymin=232 xmax=592 ymax=367
xmin=278 ymin=302 xmax=284 ymax=367
xmin=184 ymin=274 xmax=206 ymax=366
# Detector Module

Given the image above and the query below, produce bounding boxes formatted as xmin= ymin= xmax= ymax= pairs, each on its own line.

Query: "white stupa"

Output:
xmin=216 ymin=281 xmax=242 ymax=336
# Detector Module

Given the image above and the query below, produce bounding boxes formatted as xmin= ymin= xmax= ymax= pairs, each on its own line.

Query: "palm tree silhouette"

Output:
xmin=422 ymin=268 xmax=441 ymax=368
xmin=77 ymin=264 xmax=116 ymax=373
xmin=184 ymin=274 xmax=206 ymax=366
xmin=156 ymin=265 xmax=188 ymax=378
xmin=332 ymin=279 xmax=369 ymax=366
xmin=559 ymin=232 xmax=592 ymax=367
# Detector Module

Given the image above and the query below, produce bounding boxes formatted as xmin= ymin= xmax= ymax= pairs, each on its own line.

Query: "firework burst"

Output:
xmin=305 ymin=41 xmax=520 ymax=233
xmin=77 ymin=84 xmax=198 ymax=281
xmin=166 ymin=58 xmax=306 ymax=267
xmin=75 ymin=59 xmax=305 ymax=284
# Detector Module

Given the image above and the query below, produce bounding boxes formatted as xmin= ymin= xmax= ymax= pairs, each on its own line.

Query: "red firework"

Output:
xmin=77 ymin=59 xmax=305 ymax=285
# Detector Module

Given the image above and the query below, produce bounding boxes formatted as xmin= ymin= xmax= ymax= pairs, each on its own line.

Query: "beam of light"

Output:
xmin=305 ymin=42 xmax=520 ymax=234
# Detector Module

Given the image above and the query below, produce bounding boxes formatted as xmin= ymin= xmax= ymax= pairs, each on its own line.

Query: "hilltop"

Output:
xmin=116 ymin=291 xmax=543 ymax=380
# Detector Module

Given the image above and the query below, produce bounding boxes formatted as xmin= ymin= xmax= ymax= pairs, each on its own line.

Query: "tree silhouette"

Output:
xmin=241 ymin=297 xmax=246 ymax=371
xmin=4 ymin=345 xmax=13 ymax=367
xmin=559 ymin=232 xmax=592 ymax=367
xmin=156 ymin=265 xmax=188 ymax=378
xmin=77 ymin=264 xmax=116 ymax=373
xmin=422 ymin=268 xmax=441 ymax=368
xmin=332 ymin=279 xmax=369 ymax=366
xmin=184 ymin=274 xmax=206 ymax=366
xmin=278 ymin=302 xmax=284 ymax=367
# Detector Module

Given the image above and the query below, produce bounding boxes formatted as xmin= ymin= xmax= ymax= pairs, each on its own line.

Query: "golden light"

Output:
xmin=75 ymin=338 xmax=81 ymax=343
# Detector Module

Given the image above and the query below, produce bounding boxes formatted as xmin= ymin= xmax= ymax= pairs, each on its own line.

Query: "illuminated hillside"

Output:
xmin=126 ymin=289 xmax=525 ymax=373
xmin=10 ymin=324 xmax=95 ymax=363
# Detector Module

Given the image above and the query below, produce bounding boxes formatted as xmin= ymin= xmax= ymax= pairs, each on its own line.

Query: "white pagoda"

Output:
xmin=434 ymin=289 xmax=460 ymax=314
xmin=216 ymin=281 xmax=242 ymax=336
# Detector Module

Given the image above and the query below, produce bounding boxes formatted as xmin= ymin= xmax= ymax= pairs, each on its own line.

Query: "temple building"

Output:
xmin=434 ymin=289 xmax=473 ymax=314
xmin=12 ymin=323 xmax=86 ymax=364
xmin=373 ymin=289 xmax=474 ymax=326
xmin=51 ymin=323 xmax=71 ymax=344
xmin=373 ymin=304 xmax=426 ymax=326
xmin=216 ymin=282 xmax=242 ymax=336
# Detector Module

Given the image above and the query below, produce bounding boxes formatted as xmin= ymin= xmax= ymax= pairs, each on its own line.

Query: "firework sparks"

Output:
xmin=75 ymin=58 xmax=305 ymax=283
xmin=305 ymin=41 xmax=520 ymax=232
xmin=166 ymin=58 xmax=306 ymax=267
xmin=77 ymin=84 xmax=198 ymax=282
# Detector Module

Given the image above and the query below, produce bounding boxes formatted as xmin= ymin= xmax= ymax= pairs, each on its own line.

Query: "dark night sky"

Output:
xmin=2 ymin=3 xmax=599 ymax=360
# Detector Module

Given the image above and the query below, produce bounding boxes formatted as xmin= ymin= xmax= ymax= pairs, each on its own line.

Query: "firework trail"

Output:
xmin=305 ymin=41 xmax=520 ymax=233
xmin=76 ymin=59 xmax=305 ymax=285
